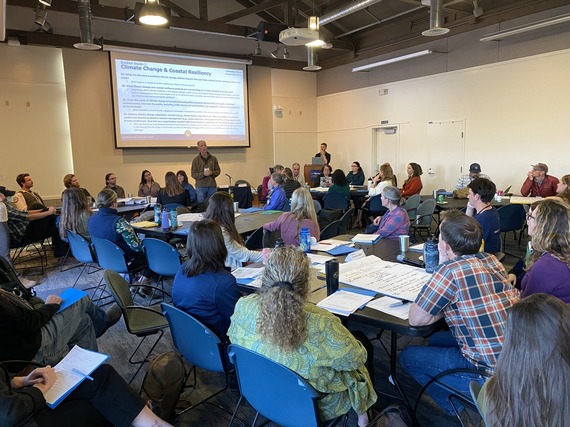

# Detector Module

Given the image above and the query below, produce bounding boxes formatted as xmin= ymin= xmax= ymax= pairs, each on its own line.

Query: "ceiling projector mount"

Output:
xmin=279 ymin=27 xmax=319 ymax=46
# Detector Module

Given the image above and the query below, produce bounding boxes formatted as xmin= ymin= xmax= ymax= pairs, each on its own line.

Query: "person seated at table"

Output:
xmin=366 ymin=186 xmax=409 ymax=239
xmin=263 ymin=188 xmax=320 ymax=246
xmin=260 ymin=165 xmax=283 ymax=203
xmin=509 ymin=199 xmax=570 ymax=303
xmin=228 ymin=247 xmax=377 ymax=426
xmin=292 ymin=162 xmax=305 ymax=184
xmin=346 ymin=161 xmax=365 ymax=186
xmin=59 ymin=187 xmax=92 ymax=240
xmin=476 ymin=293 xmax=570 ymax=427
xmin=176 ymin=170 xmax=197 ymax=206
xmin=313 ymin=164 xmax=333 ymax=188
xmin=101 ymin=172 xmax=125 ymax=198
xmin=327 ymin=169 xmax=350 ymax=198
xmin=455 ymin=162 xmax=490 ymax=190
xmin=555 ymin=173 xmax=570 ymax=204
xmin=156 ymin=171 xmax=191 ymax=208
xmin=13 ymin=173 xmax=50 ymax=211
xmin=0 ymin=363 xmax=173 ymax=427
xmin=204 ymin=192 xmax=263 ymax=270
xmin=137 ymin=169 xmax=161 ymax=198
xmin=368 ymin=163 xmax=396 ymax=197
xmin=466 ymin=178 xmax=501 ymax=252
xmin=173 ymin=219 xmax=240 ymax=340
xmin=63 ymin=173 xmax=92 ymax=200
xmin=520 ymin=162 xmax=559 ymax=197
xmin=282 ymin=167 xmax=301 ymax=199
xmin=264 ymin=173 xmax=287 ymax=211
xmin=401 ymin=210 xmax=519 ymax=416
xmin=88 ymin=189 xmax=151 ymax=284
xmin=401 ymin=162 xmax=423 ymax=197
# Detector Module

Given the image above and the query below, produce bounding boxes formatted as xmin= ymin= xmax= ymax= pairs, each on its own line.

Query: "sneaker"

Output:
xmin=103 ymin=303 xmax=122 ymax=330
xmin=19 ymin=277 xmax=38 ymax=289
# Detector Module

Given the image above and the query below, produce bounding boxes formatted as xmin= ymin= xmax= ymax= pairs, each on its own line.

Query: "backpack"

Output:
xmin=141 ymin=351 xmax=186 ymax=420
xmin=0 ymin=256 xmax=37 ymax=302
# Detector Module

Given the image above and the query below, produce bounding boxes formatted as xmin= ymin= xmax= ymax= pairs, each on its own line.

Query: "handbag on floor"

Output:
xmin=366 ymin=405 xmax=408 ymax=427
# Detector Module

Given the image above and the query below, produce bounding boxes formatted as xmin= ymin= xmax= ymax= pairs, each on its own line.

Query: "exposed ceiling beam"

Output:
xmin=232 ymin=0 xmax=283 ymax=23
xmin=199 ymin=0 xmax=208 ymax=21
xmin=159 ymin=0 xmax=198 ymax=19
xmin=213 ymin=0 xmax=288 ymax=24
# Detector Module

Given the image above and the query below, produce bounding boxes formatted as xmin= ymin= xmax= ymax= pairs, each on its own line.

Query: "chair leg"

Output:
xmin=128 ymin=329 xmax=165 ymax=384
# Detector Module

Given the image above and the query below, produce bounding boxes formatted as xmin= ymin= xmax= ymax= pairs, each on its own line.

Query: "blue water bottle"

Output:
xmin=161 ymin=208 xmax=170 ymax=232
xmin=169 ymin=209 xmax=178 ymax=229
xmin=154 ymin=203 xmax=161 ymax=226
xmin=424 ymin=234 xmax=439 ymax=274
xmin=299 ymin=227 xmax=311 ymax=253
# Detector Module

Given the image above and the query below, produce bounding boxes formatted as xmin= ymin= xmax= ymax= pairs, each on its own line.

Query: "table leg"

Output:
xmin=389 ymin=331 xmax=419 ymax=426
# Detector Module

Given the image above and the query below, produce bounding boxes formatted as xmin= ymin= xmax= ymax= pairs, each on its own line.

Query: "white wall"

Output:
xmin=317 ymin=49 xmax=570 ymax=194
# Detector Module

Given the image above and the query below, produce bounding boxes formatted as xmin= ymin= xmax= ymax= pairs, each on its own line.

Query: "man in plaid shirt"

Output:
xmin=400 ymin=210 xmax=519 ymax=415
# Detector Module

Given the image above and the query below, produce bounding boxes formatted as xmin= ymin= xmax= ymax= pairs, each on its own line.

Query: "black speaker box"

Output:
xmin=256 ymin=22 xmax=288 ymax=42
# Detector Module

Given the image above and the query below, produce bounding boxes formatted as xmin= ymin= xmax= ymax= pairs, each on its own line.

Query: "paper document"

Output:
xmin=177 ymin=213 xmax=204 ymax=223
xmin=351 ymin=234 xmax=381 ymax=244
xmin=317 ymin=290 xmax=375 ymax=316
xmin=306 ymin=253 xmax=334 ymax=266
xmin=509 ymin=196 xmax=542 ymax=204
xmin=409 ymin=243 xmax=424 ymax=252
xmin=232 ymin=267 xmax=264 ymax=285
xmin=131 ymin=221 xmax=159 ymax=229
xmin=337 ymin=255 xmax=431 ymax=302
xmin=366 ymin=297 xmax=411 ymax=320
xmin=43 ymin=346 xmax=109 ymax=408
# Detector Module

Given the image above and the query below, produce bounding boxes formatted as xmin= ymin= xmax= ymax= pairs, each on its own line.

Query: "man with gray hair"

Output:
xmin=292 ymin=162 xmax=305 ymax=184
xmin=520 ymin=162 xmax=559 ymax=197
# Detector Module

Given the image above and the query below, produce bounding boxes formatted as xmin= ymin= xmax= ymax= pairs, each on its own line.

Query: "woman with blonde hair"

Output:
xmin=368 ymin=163 xmax=396 ymax=197
xmin=156 ymin=171 xmax=191 ymax=207
xmin=511 ymin=199 xmax=570 ymax=303
xmin=204 ymin=192 xmax=263 ymax=270
xmin=263 ymin=188 xmax=320 ymax=246
xmin=228 ymin=247 xmax=377 ymax=426
xmin=477 ymin=293 xmax=570 ymax=426
xmin=59 ymin=187 xmax=92 ymax=239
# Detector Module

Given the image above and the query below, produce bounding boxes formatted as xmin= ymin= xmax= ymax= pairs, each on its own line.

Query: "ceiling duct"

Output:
xmin=303 ymin=47 xmax=321 ymax=71
xmin=74 ymin=0 xmax=101 ymax=50
xmin=422 ymin=0 xmax=450 ymax=36
xmin=319 ymin=0 xmax=384 ymax=26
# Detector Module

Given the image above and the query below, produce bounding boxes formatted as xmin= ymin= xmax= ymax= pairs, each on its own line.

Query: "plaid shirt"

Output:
xmin=375 ymin=206 xmax=409 ymax=240
xmin=415 ymin=252 xmax=519 ymax=374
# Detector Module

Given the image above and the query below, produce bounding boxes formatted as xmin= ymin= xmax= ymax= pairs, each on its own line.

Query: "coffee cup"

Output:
xmin=233 ymin=202 xmax=239 ymax=212
xmin=399 ymin=235 xmax=410 ymax=252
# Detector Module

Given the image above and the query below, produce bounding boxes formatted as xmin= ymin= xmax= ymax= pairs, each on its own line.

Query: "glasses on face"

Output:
xmin=526 ymin=213 xmax=535 ymax=221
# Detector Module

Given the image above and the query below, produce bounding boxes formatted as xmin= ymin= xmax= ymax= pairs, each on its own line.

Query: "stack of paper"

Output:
xmin=232 ymin=267 xmax=264 ymax=287
xmin=311 ymin=239 xmax=357 ymax=255
xmin=367 ymin=297 xmax=411 ymax=320
xmin=177 ymin=213 xmax=204 ymax=223
xmin=351 ymin=234 xmax=381 ymax=244
xmin=317 ymin=289 xmax=375 ymax=316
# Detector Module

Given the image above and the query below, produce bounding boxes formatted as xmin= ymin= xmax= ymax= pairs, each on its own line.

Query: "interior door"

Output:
xmin=425 ymin=120 xmax=465 ymax=194
xmin=373 ymin=126 xmax=399 ymax=179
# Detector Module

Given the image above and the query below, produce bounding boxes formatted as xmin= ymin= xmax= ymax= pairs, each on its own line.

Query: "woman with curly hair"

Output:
xmin=477 ymin=293 xmax=570 ymax=426
xmin=401 ymin=162 xmax=423 ymax=197
xmin=512 ymin=199 xmax=570 ymax=303
xmin=263 ymin=188 xmax=320 ymax=246
xmin=204 ymin=192 xmax=263 ymax=270
xmin=228 ymin=247 xmax=377 ymax=426
xmin=556 ymin=174 xmax=570 ymax=204
xmin=59 ymin=187 xmax=92 ymax=239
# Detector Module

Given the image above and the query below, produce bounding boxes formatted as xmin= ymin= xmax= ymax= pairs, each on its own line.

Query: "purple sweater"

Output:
xmin=263 ymin=213 xmax=320 ymax=246
xmin=521 ymin=252 xmax=570 ymax=303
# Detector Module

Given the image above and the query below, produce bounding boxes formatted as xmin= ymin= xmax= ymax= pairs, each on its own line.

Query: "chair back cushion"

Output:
xmin=103 ymin=269 xmax=135 ymax=308
xmin=143 ymin=238 xmax=181 ymax=277
xmin=228 ymin=344 xmax=320 ymax=427
xmin=67 ymin=231 xmax=96 ymax=264
xmin=92 ymin=237 xmax=129 ymax=273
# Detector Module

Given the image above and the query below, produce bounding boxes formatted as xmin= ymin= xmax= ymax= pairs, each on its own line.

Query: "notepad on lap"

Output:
xmin=43 ymin=346 xmax=110 ymax=409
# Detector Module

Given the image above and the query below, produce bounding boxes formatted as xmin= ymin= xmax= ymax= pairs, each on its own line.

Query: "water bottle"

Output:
xmin=325 ymin=259 xmax=339 ymax=295
xmin=169 ymin=209 xmax=178 ymax=229
xmin=424 ymin=234 xmax=439 ymax=274
xmin=161 ymin=208 xmax=170 ymax=232
xmin=299 ymin=227 xmax=311 ymax=253
xmin=154 ymin=203 xmax=161 ymax=226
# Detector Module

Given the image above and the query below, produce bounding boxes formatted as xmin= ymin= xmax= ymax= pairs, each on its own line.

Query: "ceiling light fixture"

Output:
xmin=138 ymin=0 xmax=169 ymax=26
xmin=480 ymin=13 xmax=570 ymax=42
xmin=271 ymin=44 xmax=280 ymax=58
xmin=303 ymin=47 xmax=322 ymax=71
xmin=472 ymin=0 xmax=483 ymax=19
xmin=283 ymin=47 xmax=290 ymax=59
xmin=352 ymin=49 xmax=433 ymax=72
xmin=254 ymin=41 xmax=262 ymax=55
xmin=38 ymin=0 xmax=52 ymax=6
xmin=34 ymin=5 xmax=48 ymax=27
xmin=309 ymin=16 xmax=319 ymax=31
xmin=422 ymin=0 xmax=450 ymax=36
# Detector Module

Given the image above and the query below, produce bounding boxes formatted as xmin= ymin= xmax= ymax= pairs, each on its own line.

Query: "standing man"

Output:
xmin=520 ymin=163 xmax=559 ymax=197
xmin=466 ymin=178 xmax=501 ymax=252
xmin=400 ymin=210 xmax=519 ymax=415
xmin=13 ymin=173 xmax=48 ymax=211
xmin=292 ymin=162 xmax=305 ymax=185
xmin=102 ymin=173 xmax=125 ymax=198
xmin=455 ymin=163 xmax=490 ymax=190
xmin=191 ymin=140 xmax=221 ymax=204
xmin=315 ymin=143 xmax=331 ymax=165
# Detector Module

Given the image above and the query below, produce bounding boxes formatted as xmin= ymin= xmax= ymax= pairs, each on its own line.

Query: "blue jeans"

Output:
xmin=35 ymin=295 xmax=98 ymax=365
xmin=400 ymin=331 xmax=486 ymax=415
xmin=196 ymin=186 xmax=217 ymax=204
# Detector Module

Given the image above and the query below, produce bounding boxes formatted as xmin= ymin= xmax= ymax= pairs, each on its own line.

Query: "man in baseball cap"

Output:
xmin=521 ymin=163 xmax=559 ymax=197
xmin=455 ymin=162 xmax=490 ymax=190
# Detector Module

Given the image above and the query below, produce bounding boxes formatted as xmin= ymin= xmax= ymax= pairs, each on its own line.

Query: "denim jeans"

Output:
xmin=399 ymin=331 xmax=486 ymax=415
xmin=196 ymin=186 xmax=217 ymax=204
xmin=35 ymin=295 xmax=98 ymax=365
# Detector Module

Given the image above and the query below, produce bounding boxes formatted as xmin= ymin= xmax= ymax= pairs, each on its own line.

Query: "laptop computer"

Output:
xmin=311 ymin=156 xmax=324 ymax=165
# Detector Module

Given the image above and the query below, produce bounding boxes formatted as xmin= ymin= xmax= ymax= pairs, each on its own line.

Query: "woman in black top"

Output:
xmin=283 ymin=167 xmax=301 ymax=199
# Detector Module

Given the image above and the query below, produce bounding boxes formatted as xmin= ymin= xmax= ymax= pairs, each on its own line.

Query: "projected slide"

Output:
xmin=110 ymin=51 xmax=249 ymax=148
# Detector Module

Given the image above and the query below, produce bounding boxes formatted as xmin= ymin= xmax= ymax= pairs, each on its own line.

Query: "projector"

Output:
xmin=279 ymin=28 xmax=319 ymax=46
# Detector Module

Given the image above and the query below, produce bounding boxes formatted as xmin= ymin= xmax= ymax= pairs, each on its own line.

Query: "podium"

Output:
xmin=304 ymin=164 xmax=323 ymax=187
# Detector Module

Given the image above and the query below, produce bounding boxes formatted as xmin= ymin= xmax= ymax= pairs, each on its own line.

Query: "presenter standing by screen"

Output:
xmin=191 ymin=140 xmax=221 ymax=204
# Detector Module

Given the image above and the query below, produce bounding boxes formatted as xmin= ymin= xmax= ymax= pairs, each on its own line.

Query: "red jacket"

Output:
xmin=520 ymin=175 xmax=559 ymax=197
xmin=401 ymin=176 xmax=423 ymax=197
